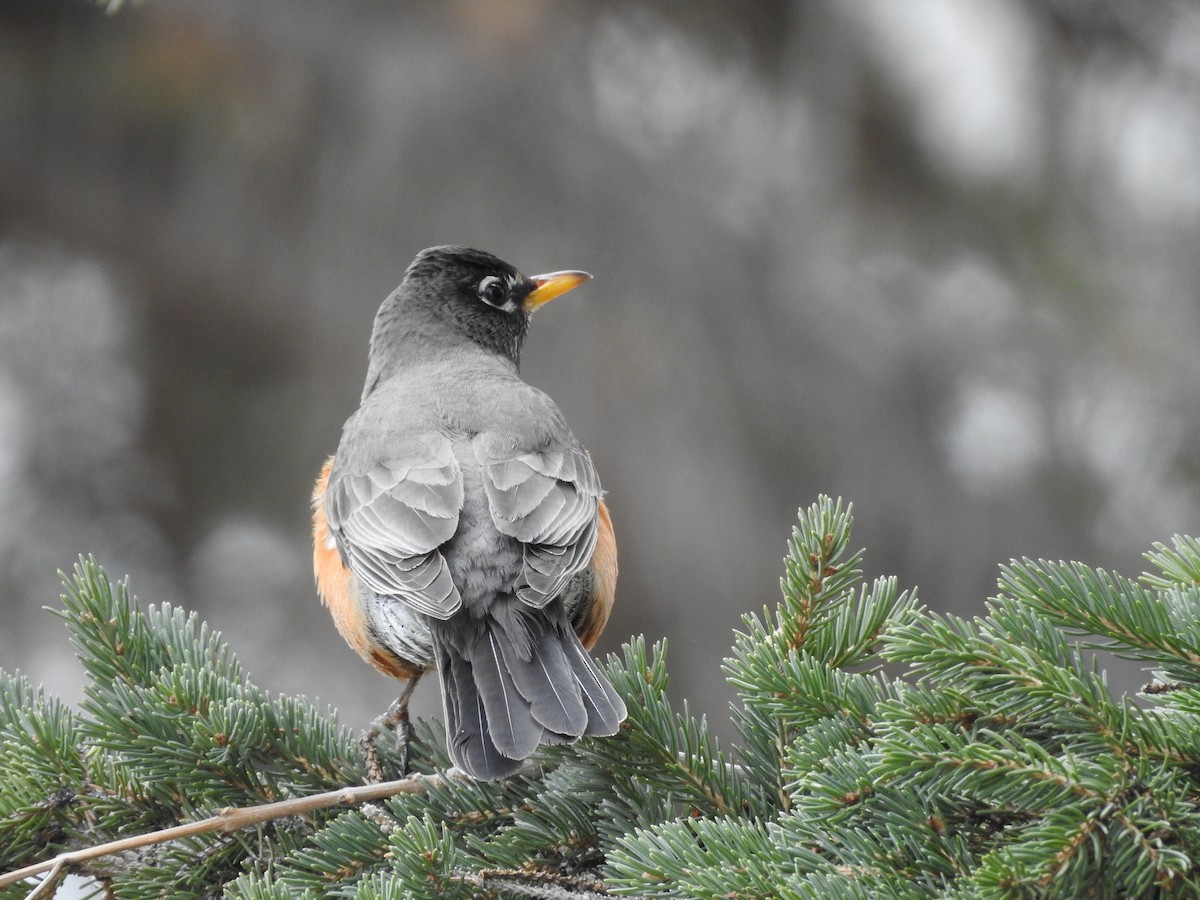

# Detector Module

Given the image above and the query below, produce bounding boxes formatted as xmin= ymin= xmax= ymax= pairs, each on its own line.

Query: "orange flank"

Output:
xmin=578 ymin=499 xmax=618 ymax=650
xmin=311 ymin=457 xmax=422 ymax=681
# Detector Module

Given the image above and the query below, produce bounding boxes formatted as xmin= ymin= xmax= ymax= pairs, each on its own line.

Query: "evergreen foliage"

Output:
xmin=4 ymin=498 xmax=1200 ymax=897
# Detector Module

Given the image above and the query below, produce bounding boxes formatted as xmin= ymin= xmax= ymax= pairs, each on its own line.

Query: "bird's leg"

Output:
xmin=381 ymin=676 xmax=420 ymax=775
xmin=359 ymin=676 xmax=421 ymax=782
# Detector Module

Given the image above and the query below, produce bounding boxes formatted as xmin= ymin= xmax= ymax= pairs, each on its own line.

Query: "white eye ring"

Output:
xmin=477 ymin=276 xmax=508 ymax=308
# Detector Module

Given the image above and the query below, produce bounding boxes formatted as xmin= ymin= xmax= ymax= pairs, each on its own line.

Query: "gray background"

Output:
xmin=2 ymin=0 xmax=1199 ymax=738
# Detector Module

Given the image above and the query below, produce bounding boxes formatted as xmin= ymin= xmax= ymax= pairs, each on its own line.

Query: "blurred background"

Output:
xmin=2 ymin=0 xmax=1200 ymax=739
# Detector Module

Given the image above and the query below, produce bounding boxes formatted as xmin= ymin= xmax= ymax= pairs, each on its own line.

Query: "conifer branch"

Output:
xmin=0 ymin=772 xmax=446 ymax=890
xmin=8 ymin=509 xmax=1200 ymax=895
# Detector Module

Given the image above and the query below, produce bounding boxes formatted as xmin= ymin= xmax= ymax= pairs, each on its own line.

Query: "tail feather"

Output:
xmin=563 ymin=635 xmax=627 ymax=736
xmin=431 ymin=599 xmax=626 ymax=780
xmin=472 ymin=630 xmax=543 ymax=760
xmin=492 ymin=605 xmax=588 ymax=736
xmin=434 ymin=633 xmax=523 ymax=779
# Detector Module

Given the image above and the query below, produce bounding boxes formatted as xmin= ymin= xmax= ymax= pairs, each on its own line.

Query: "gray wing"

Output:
xmin=326 ymin=434 xmax=464 ymax=620
xmin=476 ymin=432 xmax=601 ymax=608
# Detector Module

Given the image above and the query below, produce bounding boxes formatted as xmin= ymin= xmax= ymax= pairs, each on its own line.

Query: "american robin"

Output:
xmin=311 ymin=246 xmax=625 ymax=780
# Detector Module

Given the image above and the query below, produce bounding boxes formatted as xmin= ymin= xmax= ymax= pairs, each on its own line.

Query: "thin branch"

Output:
xmin=456 ymin=867 xmax=610 ymax=899
xmin=1142 ymin=680 xmax=1189 ymax=695
xmin=1 ymin=771 xmax=451 ymax=890
xmin=21 ymin=858 xmax=66 ymax=900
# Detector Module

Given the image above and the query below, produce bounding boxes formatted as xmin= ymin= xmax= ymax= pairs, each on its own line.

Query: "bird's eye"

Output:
xmin=477 ymin=276 xmax=508 ymax=308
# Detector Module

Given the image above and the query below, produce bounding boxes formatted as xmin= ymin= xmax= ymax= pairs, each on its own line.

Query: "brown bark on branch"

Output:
xmin=0 ymin=771 xmax=450 ymax=893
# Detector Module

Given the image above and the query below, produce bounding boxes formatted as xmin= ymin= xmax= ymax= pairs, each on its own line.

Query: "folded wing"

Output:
xmin=476 ymin=434 xmax=601 ymax=609
xmin=326 ymin=435 xmax=464 ymax=620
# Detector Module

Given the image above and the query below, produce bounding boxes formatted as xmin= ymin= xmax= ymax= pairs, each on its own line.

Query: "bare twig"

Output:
xmin=1 ymin=772 xmax=448 ymax=891
xmin=21 ymin=858 xmax=66 ymax=900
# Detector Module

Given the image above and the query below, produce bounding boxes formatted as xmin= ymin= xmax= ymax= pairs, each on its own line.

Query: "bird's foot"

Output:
xmin=358 ymin=679 xmax=419 ymax=783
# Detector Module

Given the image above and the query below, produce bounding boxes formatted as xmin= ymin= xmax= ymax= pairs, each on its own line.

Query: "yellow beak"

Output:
xmin=523 ymin=270 xmax=592 ymax=312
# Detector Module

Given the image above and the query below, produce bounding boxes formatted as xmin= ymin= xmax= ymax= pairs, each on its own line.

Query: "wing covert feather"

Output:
xmin=477 ymin=436 xmax=601 ymax=608
xmin=326 ymin=435 xmax=464 ymax=619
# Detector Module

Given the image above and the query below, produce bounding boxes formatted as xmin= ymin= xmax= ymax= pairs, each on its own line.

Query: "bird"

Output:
xmin=311 ymin=245 xmax=626 ymax=780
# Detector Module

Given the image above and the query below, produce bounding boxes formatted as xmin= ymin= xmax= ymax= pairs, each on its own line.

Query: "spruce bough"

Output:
xmin=3 ymin=497 xmax=1200 ymax=897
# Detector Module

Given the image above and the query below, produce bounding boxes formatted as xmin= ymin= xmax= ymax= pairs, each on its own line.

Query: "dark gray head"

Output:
xmin=363 ymin=246 xmax=590 ymax=396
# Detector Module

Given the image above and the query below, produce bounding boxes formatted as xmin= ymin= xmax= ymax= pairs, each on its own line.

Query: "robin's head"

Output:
xmin=365 ymin=246 xmax=590 ymax=385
